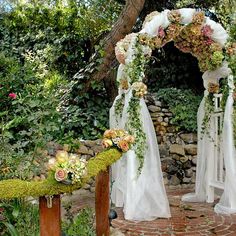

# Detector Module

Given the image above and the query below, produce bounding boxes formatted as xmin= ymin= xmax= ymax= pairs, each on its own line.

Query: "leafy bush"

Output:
xmin=0 ymin=199 xmax=39 ymax=236
xmin=155 ymin=88 xmax=202 ymax=132
xmin=62 ymin=207 xmax=95 ymax=236
xmin=0 ymin=53 xmax=65 ymax=180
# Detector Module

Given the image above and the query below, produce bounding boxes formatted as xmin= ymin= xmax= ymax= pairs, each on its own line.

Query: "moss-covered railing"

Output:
xmin=0 ymin=148 xmax=121 ymax=199
xmin=0 ymin=148 xmax=122 ymax=236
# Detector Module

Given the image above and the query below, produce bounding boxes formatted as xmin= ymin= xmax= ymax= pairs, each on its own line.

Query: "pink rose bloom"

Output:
xmin=8 ymin=93 xmax=17 ymax=99
xmin=202 ymin=25 xmax=213 ymax=38
xmin=158 ymin=27 xmax=165 ymax=38
xmin=55 ymin=169 xmax=68 ymax=182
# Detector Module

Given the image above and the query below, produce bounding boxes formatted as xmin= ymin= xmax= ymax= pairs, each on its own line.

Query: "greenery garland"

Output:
xmin=201 ymin=93 xmax=215 ymax=140
xmin=125 ymin=96 xmax=147 ymax=173
xmin=114 ymin=93 xmax=125 ymax=124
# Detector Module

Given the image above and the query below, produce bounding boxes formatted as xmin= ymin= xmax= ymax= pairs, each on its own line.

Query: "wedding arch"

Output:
xmin=112 ymin=8 xmax=236 ymax=214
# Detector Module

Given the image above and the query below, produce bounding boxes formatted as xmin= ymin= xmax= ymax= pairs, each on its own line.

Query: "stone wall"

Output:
xmin=145 ymin=94 xmax=197 ymax=186
xmin=53 ymin=93 xmax=198 ymax=187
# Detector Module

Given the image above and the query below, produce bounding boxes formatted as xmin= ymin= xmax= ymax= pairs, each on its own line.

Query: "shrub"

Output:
xmin=155 ymin=88 xmax=202 ymax=132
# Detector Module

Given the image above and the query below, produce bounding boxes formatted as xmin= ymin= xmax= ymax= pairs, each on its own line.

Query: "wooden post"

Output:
xmin=95 ymin=167 xmax=110 ymax=236
xmin=39 ymin=195 xmax=61 ymax=236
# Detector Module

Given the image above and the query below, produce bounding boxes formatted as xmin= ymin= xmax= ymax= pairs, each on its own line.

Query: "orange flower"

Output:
xmin=118 ymin=140 xmax=129 ymax=152
xmin=120 ymin=79 xmax=129 ymax=90
xmin=103 ymin=129 xmax=117 ymax=139
xmin=124 ymin=135 xmax=135 ymax=144
xmin=208 ymin=83 xmax=219 ymax=94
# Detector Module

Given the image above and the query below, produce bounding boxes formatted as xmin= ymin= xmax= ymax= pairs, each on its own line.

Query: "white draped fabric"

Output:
xmin=214 ymin=76 xmax=236 ymax=214
xmin=110 ymin=87 xmax=171 ymax=221
xmin=111 ymin=7 xmax=235 ymax=218
xmin=181 ymin=91 xmax=216 ymax=203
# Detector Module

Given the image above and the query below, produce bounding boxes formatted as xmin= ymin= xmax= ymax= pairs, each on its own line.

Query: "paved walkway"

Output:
xmin=64 ymin=187 xmax=236 ymax=236
xmin=112 ymin=188 xmax=236 ymax=236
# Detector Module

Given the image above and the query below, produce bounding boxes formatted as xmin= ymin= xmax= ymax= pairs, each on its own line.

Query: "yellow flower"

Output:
xmin=102 ymin=138 xmax=113 ymax=148
xmin=120 ymin=79 xmax=129 ymax=90
xmin=47 ymin=158 xmax=57 ymax=170
xmin=55 ymin=150 xmax=69 ymax=163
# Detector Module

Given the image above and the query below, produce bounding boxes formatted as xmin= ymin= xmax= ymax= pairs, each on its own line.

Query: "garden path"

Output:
xmin=62 ymin=187 xmax=236 ymax=236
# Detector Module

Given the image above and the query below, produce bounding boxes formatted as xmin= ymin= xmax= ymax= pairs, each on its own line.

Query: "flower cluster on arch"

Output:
xmin=115 ymin=8 xmax=235 ymax=93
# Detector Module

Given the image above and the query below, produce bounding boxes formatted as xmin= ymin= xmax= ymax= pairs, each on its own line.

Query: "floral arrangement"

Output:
xmin=102 ymin=128 xmax=135 ymax=152
xmin=115 ymin=9 xmax=226 ymax=73
xmin=115 ymin=33 xmax=137 ymax=64
xmin=208 ymin=82 xmax=220 ymax=94
xmin=112 ymin=8 xmax=232 ymax=172
xmin=132 ymin=82 xmax=147 ymax=97
xmin=48 ymin=150 xmax=87 ymax=185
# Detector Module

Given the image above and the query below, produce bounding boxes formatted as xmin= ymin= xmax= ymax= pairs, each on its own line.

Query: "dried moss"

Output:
xmin=0 ymin=148 xmax=122 ymax=199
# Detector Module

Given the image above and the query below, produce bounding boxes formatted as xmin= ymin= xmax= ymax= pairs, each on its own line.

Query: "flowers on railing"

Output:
xmin=102 ymin=128 xmax=135 ymax=152
xmin=132 ymin=82 xmax=147 ymax=98
xmin=48 ymin=150 xmax=87 ymax=185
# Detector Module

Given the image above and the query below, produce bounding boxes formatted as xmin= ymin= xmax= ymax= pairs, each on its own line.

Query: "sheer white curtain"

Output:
xmin=214 ymin=76 xmax=236 ymax=214
xmin=182 ymin=91 xmax=215 ymax=202
xmin=110 ymin=80 xmax=170 ymax=221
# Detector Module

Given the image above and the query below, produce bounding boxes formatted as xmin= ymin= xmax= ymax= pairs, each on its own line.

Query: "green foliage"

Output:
xmin=176 ymin=0 xmax=235 ymax=27
xmin=155 ymin=88 xmax=202 ymax=132
xmin=0 ymin=53 xmax=65 ymax=180
xmin=126 ymin=97 xmax=147 ymax=173
xmin=62 ymin=208 xmax=95 ymax=236
xmin=0 ymin=199 xmax=39 ymax=236
xmin=0 ymin=0 xmax=122 ymax=183
xmin=147 ymin=42 xmax=204 ymax=94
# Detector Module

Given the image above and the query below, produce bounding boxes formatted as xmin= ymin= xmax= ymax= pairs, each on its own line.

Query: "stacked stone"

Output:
xmin=145 ymin=93 xmax=198 ymax=186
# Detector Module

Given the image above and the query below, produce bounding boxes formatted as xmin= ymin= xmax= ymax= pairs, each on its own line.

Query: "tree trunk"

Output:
xmin=91 ymin=0 xmax=146 ymax=101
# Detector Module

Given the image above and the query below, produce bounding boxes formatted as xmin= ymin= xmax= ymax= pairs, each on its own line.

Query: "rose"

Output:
xmin=103 ymin=129 xmax=117 ymax=139
xmin=55 ymin=168 xmax=68 ymax=182
xmin=55 ymin=150 xmax=69 ymax=163
xmin=118 ymin=140 xmax=129 ymax=152
xmin=120 ymin=79 xmax=129 ymax=90
xmin=202 ymin=25 xmax=213 ymax=38
xmin=157 ymin=27 xmax=165 ymax=38
xmin=208 ymin=82 xmax=219 ymax=94
xmin=124 ymin=135 xmax=135 ymax=144
xmin=102 ymin=138 xmax=113 ymax=148
xmin=8 ymin=93 xmax=17 ymax=99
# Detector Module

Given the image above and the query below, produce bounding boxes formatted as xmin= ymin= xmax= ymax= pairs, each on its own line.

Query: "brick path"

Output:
xmin=112 ymin=188 xmax=236 ymax=236
xmin=64 ymin=187 xmax=236 ymax=236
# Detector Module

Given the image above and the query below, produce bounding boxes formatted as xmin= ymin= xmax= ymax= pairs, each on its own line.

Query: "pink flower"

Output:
xmin=202 ymin=25 xmax=213 ymax=38
xmin=8 ymin=93 xmax=17 ymax=99
xmin=158 ymin=27 xmax=165 ymax=38
xmin=205 ymin=38 xmax=213 ymax=46
xmin=55 ymin=168 xmax=68 ymax=182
